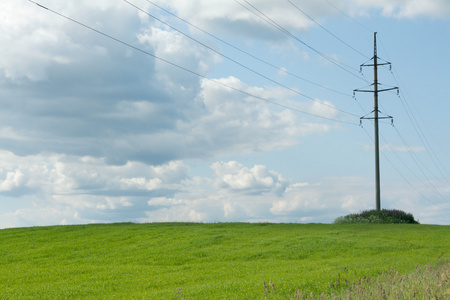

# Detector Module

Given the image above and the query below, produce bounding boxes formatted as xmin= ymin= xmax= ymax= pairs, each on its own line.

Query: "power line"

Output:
xmin=234 ymin=0 xmax=366 ymax=82
xmin=377 ymin=36 xmax=450 ymax=183
xmin=27 ymin=0 xmax=359 ymax=125
xmin=26 ymin=0 xmax=450 ymax=215
xmin=399 ymin=94 xmax=450 ymax=179
xmin=123 ymin=0 xmax=360 ymax=118
xmin=322 ymin=0 xmax=374 ymax=33
xmin=393 ymin=126 xmax=450 ymax=189
xmin=239 ymin=0 xmax=361 ymax=74
xmin=144 ymin=0 xmax=353 ymax=98
xmin=394 ymin=74 xmax=450 ymax=181
xmin=285 ymin=0 xmax=370 ymax=59
xmin=363 ymin=126 xmax=449 ymax=210
xmin=355 ymin=34 xmax=450 ymax=212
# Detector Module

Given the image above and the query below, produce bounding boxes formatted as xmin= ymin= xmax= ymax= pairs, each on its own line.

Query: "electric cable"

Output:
xmin=363 ymin=125 xmax=449 ymax=210
xmin=27 ymin=0 xmax=359 ymax=125
xmin=378 ymin=36 xmax=450 ymax=182
xmin=285 ymin=0 xmax=370 ymax=59
xmin=123 ymin=0 xmax=360 ymax=118
xmin=234 ymin=0 xmax=366 ymax=82
xmin=394 ymin=126 xmax=450 ymax=188
xmin=144 ymin=0 xmax=353 ymax=98
xmin=322 ymin=0 xmax=374 ymax=33
xmin=394 ymin=75 xmax=450 ymax=180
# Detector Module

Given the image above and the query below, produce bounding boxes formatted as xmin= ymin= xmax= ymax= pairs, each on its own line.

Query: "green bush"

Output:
xmin=334 ymin=209 xmax=419 ymax=224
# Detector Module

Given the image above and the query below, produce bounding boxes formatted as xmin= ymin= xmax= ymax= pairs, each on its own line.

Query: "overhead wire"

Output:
xmin=355 ymin=33 xmax=450 ymax=209
xmin=285 ymin=0 xmax=370 ymax=59
xmin=244 ymin=0 xmax=448 ymax=210
xmin=234 ymin=0 xmax=366 ymax=82
xmin=378 ymin=36 xmax=450 ymax=182
xmin=144 ymin=0 xmax=353 ymax=98
xmin=397 ymin=91 xmax=450 ymax=179
xmin=28 ymin=0 xmax=449 ymax=212
xmin=123 ymin=0 xmax=360 ymax=118
xmin=362 ymin=125 xmax=449 ymax=210
xmin=27 ymin=0 xmax=359 ymax=125
xmin=382 ymin=133 xmax=450 ymax=208
xmin=393 ymin=126 xmax=450 ymax=188
xmin=393 ymin=72 xmax=450 ymax=180
xmin=279 ymin=0 xmax=374 ymax=122
xmin=321 ymin=0 xmax=374 ymax=33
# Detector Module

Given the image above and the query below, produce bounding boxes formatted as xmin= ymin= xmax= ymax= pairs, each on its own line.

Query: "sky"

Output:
xmin=0 ymin=0 xmax=449 ymax=228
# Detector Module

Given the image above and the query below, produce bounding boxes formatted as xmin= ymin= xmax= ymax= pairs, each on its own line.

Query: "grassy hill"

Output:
xmin=0 ymin=223 xmax=448 ymax=299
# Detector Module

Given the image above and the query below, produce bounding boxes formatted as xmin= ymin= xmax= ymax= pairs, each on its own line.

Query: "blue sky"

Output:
xmin=0 ymin=0 xmax=449 ymax=228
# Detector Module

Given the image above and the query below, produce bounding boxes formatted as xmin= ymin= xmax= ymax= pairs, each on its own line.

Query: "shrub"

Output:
xmin=334 ymin=209 xmax=419 ymax=224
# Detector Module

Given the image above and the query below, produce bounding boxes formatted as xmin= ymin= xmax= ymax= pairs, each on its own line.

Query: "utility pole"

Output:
xmin=354 ymin=32 xmax=398 ymax=211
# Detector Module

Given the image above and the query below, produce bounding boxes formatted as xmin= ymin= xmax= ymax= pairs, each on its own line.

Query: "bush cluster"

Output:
xmin=334 ymin=209 xmax=419 ymax=224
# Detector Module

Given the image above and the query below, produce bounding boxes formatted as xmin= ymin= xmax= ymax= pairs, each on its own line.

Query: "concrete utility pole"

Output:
xmin=354 ymin=33 xmax=398 ymax=211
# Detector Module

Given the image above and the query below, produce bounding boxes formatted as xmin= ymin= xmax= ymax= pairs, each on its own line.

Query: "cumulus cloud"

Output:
xmin=0 ymin=151 xmax=449 ymax=228
xmin=0 ymin=0 xmax=143 ymax=82
xmin=137 ymin=26 xmax=221 ymax=93
xmin=0 ymin=152 xmax=189 ymax=198
xmin=211 ymin=161 xmax=287 ymax=195
xmin=0 ymin=1 xmax=448 ymax=229
xmin=152 ymin=0 xmax=315 ymax=40
xmin=0 ymin=170 xmax=25 ymax=192
xmin=1 ymin=0 xmax=440 ymax=165
xmin=271 ymin=177 xmax=374 ymax=216
xmin=152 ymin=0 xmax=450 ymax=43
xmin=0 ymin=1 xmax=334 ymax=166
xmin=353 ymin=0 xmax=450 ymax=19
xmin=0 ymin=151 xmax=190 ymax=227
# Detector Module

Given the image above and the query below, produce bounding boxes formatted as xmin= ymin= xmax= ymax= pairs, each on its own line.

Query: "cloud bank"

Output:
xmin=0 ymin=0 xmax=449 ymax=228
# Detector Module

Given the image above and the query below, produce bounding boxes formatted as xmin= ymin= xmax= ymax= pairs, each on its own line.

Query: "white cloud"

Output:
xmin=308 ymin=99 xmax=339 ymax=120
xmin=0 ymin=0 xmax=141 ymax=82
xmin=153 ymin=0 xmax=314 ymax=40
xmin=1 ymin=207 xmax=83 ymax=229
xmin=152 ymin=0 xmax=450 ymax=43
xmin=271 ymin=177 xmax=374 ymax=216
xmin=1 ymin=1 xmax=333 ymax=165
xmin=0 ymin=170 xmax=25 ymax=192
xmin=0 ymin=1 xmax=448 ymax=229
xmin=211 ymin=161 xmax=287 ymax=194
xmin=152 ymin=0 xmax=449 ymax=41
xmin=0 ymin=152 xmax=448 ymax=228
xmin=353 ymin=0 xmax=450 ymax=19
xmin=137 ymin=26 xmax=222 ymax=92
xmin=0 ymin=150 xmax=188 ymax=198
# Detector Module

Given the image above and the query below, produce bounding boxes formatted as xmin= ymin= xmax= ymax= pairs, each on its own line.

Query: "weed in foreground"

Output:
xmin=263 ymin=281 xmax=276 ymax=299
xmin=265 ymin=257 xmax=450 ymax=299
xmin=173 ymin=287 xmax=185 ymax=299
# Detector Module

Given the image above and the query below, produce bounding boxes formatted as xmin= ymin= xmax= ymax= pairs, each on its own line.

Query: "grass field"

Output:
xmin=0 ymin=223 xmax=448 ymax=299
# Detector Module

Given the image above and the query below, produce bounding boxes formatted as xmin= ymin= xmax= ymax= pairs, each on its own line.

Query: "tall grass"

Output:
xmin=0 ymin=223 xmax=448 ymax=299
xmin=264 ymin=257 xmax=450 ymax=299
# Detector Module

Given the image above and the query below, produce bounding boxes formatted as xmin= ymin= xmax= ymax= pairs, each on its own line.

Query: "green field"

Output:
xmin=0 ymin=223 xmax=448 ymax=299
